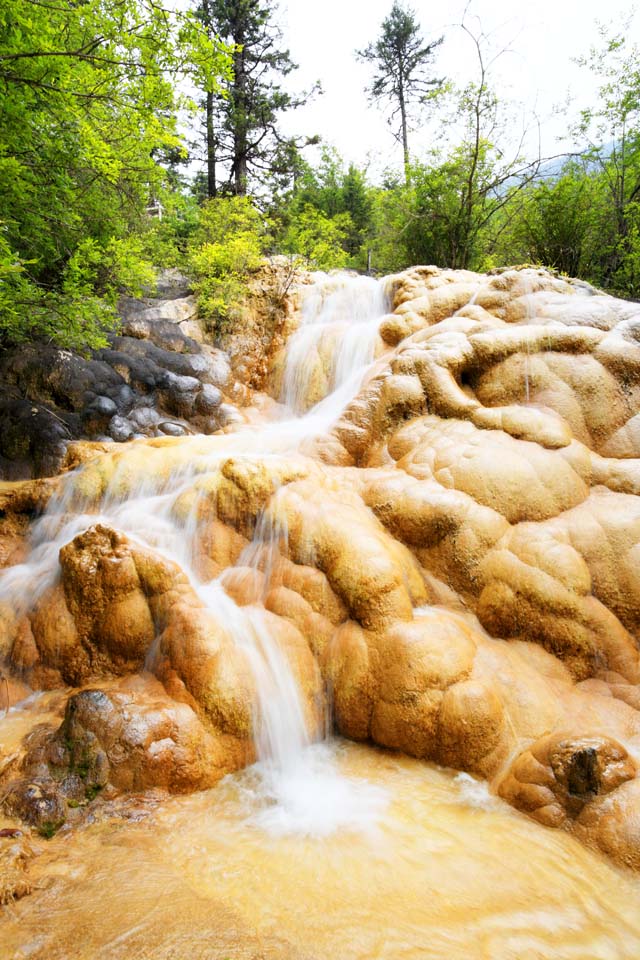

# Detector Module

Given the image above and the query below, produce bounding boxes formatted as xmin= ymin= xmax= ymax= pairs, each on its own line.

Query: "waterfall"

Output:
xmin=282 ymin=273 xmax=389 ymax=415
xmin=0 ymin=271 xmax=391 ymax=835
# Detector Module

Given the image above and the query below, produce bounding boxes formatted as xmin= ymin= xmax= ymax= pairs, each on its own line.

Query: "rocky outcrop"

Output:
xmin=497 ymin=733 xmax=636 ymax=828
xmin=0 ymin=520 xmax=324 ymax=832
xmin=3 ymin=677 xmax=239 ymax=820
xmin=2 ymin=264 xmax=640 ymax=872
xmin=0 ymin=272 xmax=239 ymax=480
xmin=214 ymin=257 xmax=308 ymax=390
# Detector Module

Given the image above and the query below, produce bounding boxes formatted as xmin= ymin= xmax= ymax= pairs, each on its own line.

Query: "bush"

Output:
xmin=63 ymin=237 xmax=156 ymax=303
xmin=187 ymin=196 xmax=267 ymax=338
xmin=139 ymin=194 xmax=202 ymax=270
xmin=0 ymin=225 xmax=173 ymax=353
xmin=280 ymin=205 xmax=350 ymax=270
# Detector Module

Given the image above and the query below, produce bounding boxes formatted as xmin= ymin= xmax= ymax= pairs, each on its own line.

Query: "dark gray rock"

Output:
xmin=128 ymin=406 xmax=159 ymax=430
xmin=155 ymin=268 xmax=193 ymax=299
xmin=159 ymin=372 xmax=201 ymax=394
xmin=109 ymin=416 xmax=134 ymax=442
xmin=2 ymin=344 xmax=126 ymax=413
xmin=87 ymin=396 xmax=118 ymax=418
xmin=0 ymin=285 xmax=241 ymax=478
xmin=0 ymin=395 xmax=72 ymax=479
xmin=115 ymin=384 xmax=136 ymax=410
xmin=158 ymin=421 xmax=188 ymax=437
xmin=82 ymin=395 xmax=119 ymax=436
xmin=118 ymin=295 xmax=197 ymax=325
xmin=156 ymin=371 xmax=200 ymax=419
xmin=120 ymin=317 xmax=199 ymax=355
xmin=196 ymin=384 xmax=222 ymax=415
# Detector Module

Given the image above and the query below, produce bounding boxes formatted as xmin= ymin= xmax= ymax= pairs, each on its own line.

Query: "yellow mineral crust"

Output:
xmin=2 ymin=265 xmax=640 ymax=871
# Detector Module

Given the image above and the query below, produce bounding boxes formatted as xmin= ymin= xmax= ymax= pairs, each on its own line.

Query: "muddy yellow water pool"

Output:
xmin=2 ymin=739 xmax=639 ymax=960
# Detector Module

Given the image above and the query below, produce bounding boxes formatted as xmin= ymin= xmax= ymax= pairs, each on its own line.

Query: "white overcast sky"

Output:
xmin=273 ymin=0 xmax=638 ymax=179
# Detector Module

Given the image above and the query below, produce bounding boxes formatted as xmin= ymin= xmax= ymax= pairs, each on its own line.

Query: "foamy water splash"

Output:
xmin=235 ymin=741 xmax=389 ymax=838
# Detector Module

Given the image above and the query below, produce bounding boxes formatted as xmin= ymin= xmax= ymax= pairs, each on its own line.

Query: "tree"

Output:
xmin=492 ymin=162 xmax=603 ymax=278
xmin=356 ymin=2 xmax=443 ymax=181
xmin=271 ymin=149 xmax=374 ymax=269
xmin=194 ymin=0 xmax=316 ymax=197
xmin=399 ymin=16 xmax=550 ymax=271
xmin=341 ymin=164 xmax=374 ymax=258
xmin=280 ymin=206 xmax=350 ymax=271
xmin=574 ymin=23 xmax=640 ymax=293
xmin=0 ymin=0 xmax=231 ymax=347
xmin=198 ymin=0 xmax=225 ymax=201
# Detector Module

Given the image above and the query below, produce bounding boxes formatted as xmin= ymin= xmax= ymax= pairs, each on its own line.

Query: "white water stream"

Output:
xmin=283 ymin=273 xmax=388 ymax=414
xmin=0 ymin=273 xmax=392 ymax=835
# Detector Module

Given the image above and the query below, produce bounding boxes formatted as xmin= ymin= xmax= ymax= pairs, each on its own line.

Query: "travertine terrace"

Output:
xmin=2 ymin=265 xmax=640 ymax=898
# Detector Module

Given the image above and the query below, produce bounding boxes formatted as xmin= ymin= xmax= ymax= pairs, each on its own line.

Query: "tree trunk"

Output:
xmin=398 ymin=73 xmax=410 ymax=185
xmin=233 ymin=34 xmax=248 ymax=196
xmin=206 ymin=91 xmax=217 ymax=198
xmin=201 ymin=0 xmax=217 ymax=199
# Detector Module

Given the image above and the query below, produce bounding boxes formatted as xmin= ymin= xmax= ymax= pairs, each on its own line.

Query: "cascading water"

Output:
xmin=0 ymin=271 xmax=392 ymax=835
xmin=282 ymin=272 xmax=389 ymax=415
xmin=3 ymin=269 xmax=640 ymax=958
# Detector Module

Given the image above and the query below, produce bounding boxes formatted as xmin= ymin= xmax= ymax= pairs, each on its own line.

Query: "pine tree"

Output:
xmin=197 ymin=0 xmax=315 ymax=197
xmin=341 ymin=165 xmax=373 ymax=257
xmin=357 ymin=2 xmax=443 ymax=182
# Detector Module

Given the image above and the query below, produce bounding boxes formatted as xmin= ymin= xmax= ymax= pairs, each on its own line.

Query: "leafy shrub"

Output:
xmin=0 ymin=228 xmax=160 ymax=352
xmin=280 ymin=205 xmax=350 ymax=270
xmin=63 ymin=237 xmax=156 ymax=303
xmin=187 ymin=196 xmax=267 ymax=338
xmin=139 ymin=194 xmax=201 ymax=270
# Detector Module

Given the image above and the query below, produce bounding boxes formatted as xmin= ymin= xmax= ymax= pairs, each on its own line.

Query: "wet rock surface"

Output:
xmin=0 ymin=272 xmax=238 ymax=479
xmin=0 ymin=835 xmax=33 ymax=905
xmin=497 ymin=733 xmax=637 ymax=826
xmin=1 ymin=265 xmax=640 ymax=876
xmin=0 ymin=672 xmax=248 ymax=838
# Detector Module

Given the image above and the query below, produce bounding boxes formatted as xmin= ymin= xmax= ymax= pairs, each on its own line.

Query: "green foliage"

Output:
xmin=613 ymin=206 xmax=640 ymax=294
xmin=0 ymin=229 xmax=116 ymax=351
xmin=37 ymin=820 xmax=64 ymax=839
xmin=139 ymin=194 xmax=202 ymax=270
xmin=63 ymin=238 xmax=156 ymax=303
xmin=3 ymin=0 xmax=640 ymax=361
xmin=290 ymin=148 xmax=345 ymax=219
xmin=280 ymin=206 xmax=351 ymax=271
xmin=487 ymin=23 xmax=640 ymax=297
xmin=272 ymin=149 xmax=374 ymax=269
xmin=193 ymin=195 xmax=266 ymax=247
xmin=355 ymin=18 xmax=550 ymax=275
xmin=366 ymin=180 xmax=412 ymax=274
xmin=366 ymin=139 xmax=516 ymax=275
xmin=341 ymin=166 xmax=375 ymax=258
xmin=491 ymin=163 xmax=603 ymax=278
xmin=0 ymin=0 xmax=231 ymax=347
xmin=572 ymin=25 xmax=640 ymax=294
xmin=188 ymin=196 xmax=266 ymax=337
